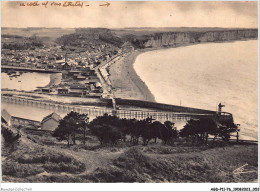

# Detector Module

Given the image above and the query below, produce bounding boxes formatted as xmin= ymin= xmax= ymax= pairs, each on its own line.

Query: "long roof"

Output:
xmin=41 ymin=112 xmax=61 ymax=123
xmin=1 ymin=109 xmax=12 ymax=123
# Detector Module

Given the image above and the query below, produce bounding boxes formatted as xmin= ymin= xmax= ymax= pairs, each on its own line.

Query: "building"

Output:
xmin=42 ymin=88 xmax=51 ymax=93
xmin=75 ymin=75 xmax=86 ymax=81
xmin=85 ymin=78 xmax=100 ymax=85
xmin=41 ymin=112 xmax=61 ymax=131
xmin=61 ymin=63 xmax=71 ymax=70
xmin=69 ymin=89 xmax=84 ymax=97
xmin=1 ymin=109 xmax=40 ymax=127
xmin=69 ymin=83 xmax=90 ymax=96
xmin=58 ymin=88 xmax=69 ymax=95
xmin=68 ymin=70 xmax=81 ymax=76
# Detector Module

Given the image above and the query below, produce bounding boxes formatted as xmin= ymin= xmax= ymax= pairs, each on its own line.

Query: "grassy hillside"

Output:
xmin=55 ymin=28 xmax=123 ymax=48
xmin=1 ymin=126 xmax=258 ymax=183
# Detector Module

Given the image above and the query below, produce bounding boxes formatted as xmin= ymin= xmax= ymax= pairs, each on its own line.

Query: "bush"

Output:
xmin=2 ymin=161 xmax=44 ymax=177
xmin=16 ymin=152 xmax=86 ymax=174
xmin=43 ymin=161 xmax=86 ymax=174
xmin=18 ymin=152 xmax=77 ymax=164
xmin=1 ymin=126 xmax=18 ymax=142
xmin=90 ymin=125 xmax=122 ymax=145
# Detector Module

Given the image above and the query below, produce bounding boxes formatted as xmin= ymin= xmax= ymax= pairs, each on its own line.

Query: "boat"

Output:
xmin=9 ymin=72 xmax=20 ymax=78
xmin=7 ymin=70 xmax=15 ymax=76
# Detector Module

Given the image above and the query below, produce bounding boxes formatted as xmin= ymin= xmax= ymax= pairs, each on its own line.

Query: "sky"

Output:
xmin=1 ymin=1 xmax=258 ymax=28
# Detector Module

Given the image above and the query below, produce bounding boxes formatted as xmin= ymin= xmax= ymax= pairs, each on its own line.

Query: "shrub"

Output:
xmin=90 ymin=125 xmax=122 ymax=145
xmin=2 ymin=161 xmax=44 ymax=177
xmin=1 ymin=126 xmax=19 ymax=142
xmin=43 ymin=160 xmax=86 ymax=174
xmin=17 ymin=152 xmax=77 ymax=164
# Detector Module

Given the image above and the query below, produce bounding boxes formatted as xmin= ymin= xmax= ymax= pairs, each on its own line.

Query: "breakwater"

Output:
xmin=1 ymin=65 xmax=60 ymax=73
xmin=115 ymin=98 xmax=216 ymax=114
xmin=2 ymin=95 xmax=233 ymax=123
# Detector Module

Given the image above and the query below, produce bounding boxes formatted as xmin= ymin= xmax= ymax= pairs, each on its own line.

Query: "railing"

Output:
xmin=2 ymin=95 xmax=233 ymax=123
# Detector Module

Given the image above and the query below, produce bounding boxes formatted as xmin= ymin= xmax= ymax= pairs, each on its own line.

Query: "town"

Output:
xmin=1 ymin=29 xmax=133 ymax=98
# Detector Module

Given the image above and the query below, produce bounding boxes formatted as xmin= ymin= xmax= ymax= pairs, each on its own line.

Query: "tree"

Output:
xmin=179 ymin=118 xmax=217 ymax=145
xmin=77 ymin=113 xmax=89 ymax=145
xmin=89 ymin=114 xmax=124 ymax=145
xmin=160 ymin=121 xmax=178 ymax=144
xmin=90 ymin=124 xmax=122 ymax=145
xmin=53 ymin=111 xmax=84 ymax=146
xmin=140 ymin=120 xmax=152 ymax=146
xmin=129 ymin=119 xmax=142 ymax=145
xmin=54 ymin=116 xmax=75 ymax=146
xmin=179 ymin=119 xmax=199 ymax=143
xmin=216 ymin=120 xmax=239 ymax=142
xmin=148 ymin=121 xmax=161 ymax=143
xmin=198 ymin=118 xmax=217 ymax=145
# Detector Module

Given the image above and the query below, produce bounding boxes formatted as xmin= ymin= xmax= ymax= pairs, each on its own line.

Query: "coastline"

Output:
xmin=109 ymin=50 xmax=156 ymax=102
xmin=108 ymin=39 xmax=257 ymax=104
xmin=108 ymin=43 xmax=212 ymax=103
xmin=110 ymin=40 xmax=257 ymax=141
xmin=44 ymin=73 xmax=62 ymax=88
xmin=108 ymin=43 xmax=205 ymax=102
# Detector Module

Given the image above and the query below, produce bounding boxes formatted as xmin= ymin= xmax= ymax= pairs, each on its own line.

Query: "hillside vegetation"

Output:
xmin=56 ymin=28 xmax=123 ymax=48
xmin=1 ymin=123 xmax=258 ymax=183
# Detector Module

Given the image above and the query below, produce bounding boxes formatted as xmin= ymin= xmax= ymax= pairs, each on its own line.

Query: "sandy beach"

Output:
xmin=108 ymin=43 xmax=220 ymax=103
xmin=45 ymin=73 xmax=62 ymax=88
xmin=109 ymin=50 xmax=156 ymax=102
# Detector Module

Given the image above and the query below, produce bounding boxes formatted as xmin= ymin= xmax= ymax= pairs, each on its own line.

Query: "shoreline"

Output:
xmin=44 ymin=73 xmax=62 ymax=88
xmin=109 ymin=50 xmax=156 ymax=102
xmin=108 ymin=40 xmax=258 ymax=141
xmin=108 ymin=39 xmax=256 ymax=103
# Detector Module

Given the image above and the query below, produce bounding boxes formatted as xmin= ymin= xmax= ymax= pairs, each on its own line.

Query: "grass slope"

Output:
xmin=1 ymin=127 xmax=258 ymax=183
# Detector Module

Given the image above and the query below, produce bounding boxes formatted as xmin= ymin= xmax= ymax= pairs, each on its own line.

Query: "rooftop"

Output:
xmin=41 ymin=112 xmax=61 ymax=123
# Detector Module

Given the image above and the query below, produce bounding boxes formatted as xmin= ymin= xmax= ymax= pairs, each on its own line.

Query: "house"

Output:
xmin=1 ymin=109 xmax=40 ymax=127
xmin=95 ymin=82 xmax=102 ymax=88
xmin=42 ymin=88 xmax=51 ymax=93
xmin=47 ymin=64 xmax=54 ymax=69
xmin=57 ymin=88 xmax=69 ymax=95
xmin=41 ymin=112 xmax=61 ymax=131
xmin=88 ymin=92 xmax=103 ymax=98
xmin=85 ymin=78 xmax=100 ymax=85
xmin=70 ymin=83 xmax=88 ymax=90
xmin=69 ymin=89 xmax=84 ymax=97
xmin=75 ymin=65 xmax=83 ymax=70
xmin=75 ymin=75 xmax=86 ymax=81
xmin=62 ymin=63 xmax=71 ymax=70
xmin=69 ymin=84 xmax=90 ymax=96
xmin=68 ymin=70 xmax=81 ymax=76
xmin=1 ymin=109 xmax=12 ymax=126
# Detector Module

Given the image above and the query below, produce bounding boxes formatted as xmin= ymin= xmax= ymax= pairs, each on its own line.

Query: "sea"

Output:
xmin=1 ymin=72 xmax=63 ymax=121
xmin=1 ymin=72 xmax=51 ymax=91
xmin=134 ymin=40 xmax=258 ymax=140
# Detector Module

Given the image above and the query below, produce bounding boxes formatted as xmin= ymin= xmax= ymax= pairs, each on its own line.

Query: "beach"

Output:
xmin=108 ymin=42 xmax=234 ymax=103
xmin=131 ymin=40 xmax=258 ymax=140
xmin=45 ymin=73 xmax=62 ymax=88
xmin=109 ymin=50 xmax=155 ymax=102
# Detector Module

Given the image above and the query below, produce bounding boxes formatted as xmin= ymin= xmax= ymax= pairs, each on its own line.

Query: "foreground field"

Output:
xmin=1 ymin=126 xmax=258 ymax=183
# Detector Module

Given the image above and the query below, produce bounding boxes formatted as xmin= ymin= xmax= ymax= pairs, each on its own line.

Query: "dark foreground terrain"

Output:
xmin=1 ymin=125 xmax=258 ymax=183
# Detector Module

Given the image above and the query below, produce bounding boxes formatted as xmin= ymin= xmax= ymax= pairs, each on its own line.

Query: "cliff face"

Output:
xmin=133 ymin=29 xmax=258 ymax=48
